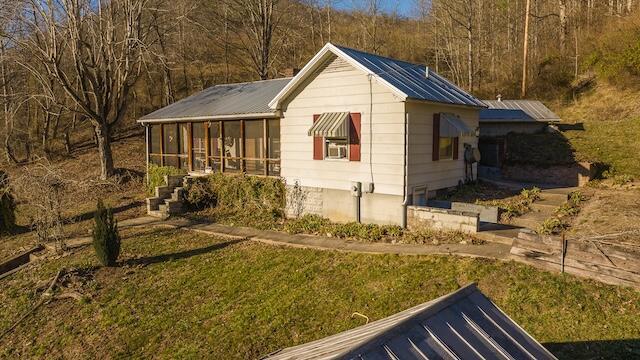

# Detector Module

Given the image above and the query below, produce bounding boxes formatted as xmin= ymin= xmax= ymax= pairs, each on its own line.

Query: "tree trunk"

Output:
xmin=0 ymin=41 xmax=16 ymax=164
xmin=559 ymin=0 xmax=568 ymax=52
xmin=522 ymin=0 xmax=531 ymax=98
xmin=95 ymin=122 xmax=115 ymax=180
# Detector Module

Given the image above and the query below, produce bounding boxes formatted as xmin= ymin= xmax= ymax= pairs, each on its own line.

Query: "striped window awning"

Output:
xmin=440 ymin=113 xmax=475 ymax=137
xmin=308 ymin=112 xmax=350 ymax=137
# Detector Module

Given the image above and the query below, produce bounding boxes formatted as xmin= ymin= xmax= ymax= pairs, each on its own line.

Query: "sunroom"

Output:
xmin=138 ymin=78 xmax=291 ymax=177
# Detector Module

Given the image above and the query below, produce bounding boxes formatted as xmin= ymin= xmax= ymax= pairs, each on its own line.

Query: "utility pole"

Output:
xmin=521 ymin=0 xmax=531 ymax=98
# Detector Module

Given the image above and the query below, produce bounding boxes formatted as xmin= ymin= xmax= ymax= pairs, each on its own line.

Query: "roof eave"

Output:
xmin=406 ymin=97 xmax=488 ymax=109
xmin=137 ymin=111 xmax=281 ymax=124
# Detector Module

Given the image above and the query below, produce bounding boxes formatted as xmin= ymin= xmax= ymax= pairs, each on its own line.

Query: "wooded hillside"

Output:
xmin=1 ymin=0 xmax=639 ymax=178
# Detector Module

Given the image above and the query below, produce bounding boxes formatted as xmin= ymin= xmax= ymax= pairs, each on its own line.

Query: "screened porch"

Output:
xmin=147 ymin=119 xmax=281 ymax=176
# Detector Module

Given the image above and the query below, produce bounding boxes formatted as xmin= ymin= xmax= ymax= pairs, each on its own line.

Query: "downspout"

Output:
xmin=401 ymin=110 xmax=410 ymax=228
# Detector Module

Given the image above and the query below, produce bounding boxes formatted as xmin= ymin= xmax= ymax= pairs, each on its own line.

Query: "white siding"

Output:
xmin=280 ymin=55 xmax=406 ymax=196
xmin=406 ymin=101 xmax=480 ymax=192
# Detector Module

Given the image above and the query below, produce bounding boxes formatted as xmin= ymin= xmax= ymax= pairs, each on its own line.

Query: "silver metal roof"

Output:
xmin=308 ymin=112 xmax=350 ymax=137
xmin=263 ymin=283 xmax=556 ymax=360
xmin=336 ymin=46 xmax=487 ymax=108
xmin=483 ymin=100 xmax=560 ymax=122
xmin=138 ymin=78 xmax=291 ymax=123
xmin=479 ymin=109 xmax=537 ymax=123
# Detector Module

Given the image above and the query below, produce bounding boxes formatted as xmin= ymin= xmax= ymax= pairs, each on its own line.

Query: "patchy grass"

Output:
xmin=1 ymin=227 xmax=639 ymax=359
xmin=443 ymin=182 xmax=541 ymax=222
xmin=560 ymin=84 xmax=640 ymax=178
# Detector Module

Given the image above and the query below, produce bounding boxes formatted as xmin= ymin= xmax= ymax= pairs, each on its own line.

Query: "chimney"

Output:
xmin=425 ymin=66 xmax=430 ymax=78
xmin=280 ymin=68 xmax=300 ymax=78
xmin=497 ymin=94 xmax=502 ymax=102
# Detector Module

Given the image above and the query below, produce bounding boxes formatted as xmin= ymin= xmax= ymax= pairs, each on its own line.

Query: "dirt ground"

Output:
xmin=569 ymin=183 xmax=640 ymax=245
xmin=1 ymin=137 xmax=147 ymax=260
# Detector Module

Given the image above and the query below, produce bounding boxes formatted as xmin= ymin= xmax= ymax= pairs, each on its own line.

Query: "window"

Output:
xmin=439 ymin=137 xmax=454 ymax=160
xmin=325 ymin=138 xmax=348 ymax=159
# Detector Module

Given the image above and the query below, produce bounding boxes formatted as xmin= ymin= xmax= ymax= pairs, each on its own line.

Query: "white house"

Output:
xmin=138 ymin=43 xmax=487 ymax=226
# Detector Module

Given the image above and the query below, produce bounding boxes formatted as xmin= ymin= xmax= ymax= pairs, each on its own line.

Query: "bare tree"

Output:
xmin=228 ymin=0 xmax=284 ymax=80
xmin=12 ymin=0 xmax=149 ymax=179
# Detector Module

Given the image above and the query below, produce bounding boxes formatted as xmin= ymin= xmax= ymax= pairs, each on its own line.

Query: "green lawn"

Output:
xmin=1 ymin=227 xmax=639 ymax=359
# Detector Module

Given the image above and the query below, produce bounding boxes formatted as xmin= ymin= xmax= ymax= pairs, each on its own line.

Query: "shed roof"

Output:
xmin=269 ymin=43 xmax=486 ymax=109
xmin=138 ymin=78 xmax=291 ymax=123
xmin=482 ymin=100 xmax=560 ymax=122
xmin=263 ymin=283 xmax=556 ymax=360
xmin=479 ymin=109 xmax=537 ymax=123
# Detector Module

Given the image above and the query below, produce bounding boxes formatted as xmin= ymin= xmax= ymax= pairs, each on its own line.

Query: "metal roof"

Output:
xmin=479 ymin=109 xmax=537 ymax=123
xmin=263 ymin=283 xmax=556 ymax=360
xmin=269 ymin=43 xmax=487 ymax=109
xmin=483 ymin=100 xmax=560 ymax=122
xmin=308 ymin=112 xmax=350 ymax=137
xmin=138 ymin=78 xmax=291 ymax=123
xmin=335 ymin=46 xmax=487 ymax=108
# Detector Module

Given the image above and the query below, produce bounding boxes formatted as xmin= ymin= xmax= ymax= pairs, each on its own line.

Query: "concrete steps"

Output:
xmin=510 ymin=188 xmax=572 ymax=231
xmin=146 ymin=175 xmax=188 ymax=219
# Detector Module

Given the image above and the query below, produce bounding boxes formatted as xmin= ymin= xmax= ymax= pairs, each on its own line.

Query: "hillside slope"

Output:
xmin=559 ymin=84 xmax=640 ymax=178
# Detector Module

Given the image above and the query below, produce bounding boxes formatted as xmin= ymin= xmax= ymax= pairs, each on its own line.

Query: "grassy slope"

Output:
xmin=1 ymin=228 xmax=638 ymax=359
xmin=560 ymin=84 xmax=640 ymax=177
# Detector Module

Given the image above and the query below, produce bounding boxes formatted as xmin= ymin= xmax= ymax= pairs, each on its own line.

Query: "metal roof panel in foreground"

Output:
xmin=139 ymin=78 xmax=291 ymax=122
xmin=264 ymin=283 xmax=556 ymax=360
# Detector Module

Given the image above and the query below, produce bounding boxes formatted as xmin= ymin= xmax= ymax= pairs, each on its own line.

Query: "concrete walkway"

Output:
xmin=130 ymin=216 xmax=513 ymax=260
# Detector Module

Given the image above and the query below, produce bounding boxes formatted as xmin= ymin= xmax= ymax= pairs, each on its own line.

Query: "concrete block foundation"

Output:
xmin=285 ymin=185 xmax=404 ymax=225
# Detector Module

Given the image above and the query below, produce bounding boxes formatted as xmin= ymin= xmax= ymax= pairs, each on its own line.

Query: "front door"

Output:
xmin=192 ymin=122 xmax=207 ymax=171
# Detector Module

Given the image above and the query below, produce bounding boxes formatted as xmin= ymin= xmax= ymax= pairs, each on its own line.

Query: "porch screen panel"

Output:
xmin=179 ymin=123 xmax=189 ymax=169
xmin=192 ymin=122 xmax=206 ymax=171
xmin=267 ymin=119 xmax=281 ymax=176
xmin=164 ymin=124 xmax=178 ymax=154
xmin=150 ymin=125 xmax=162 ymax=166
xmin=244 ymin=120 xmax=265 ymax=175
xmin=223 ymin=121 xmax=242 ymax=172
xmin=209 ymin=121 xmax=222 ymax=172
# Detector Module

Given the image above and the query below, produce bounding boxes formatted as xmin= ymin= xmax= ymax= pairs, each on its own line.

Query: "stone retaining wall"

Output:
xmin=502 ymin=162 xmax=595 ymax=187
xmin=407 ymin=206 xmax=479 ymax=233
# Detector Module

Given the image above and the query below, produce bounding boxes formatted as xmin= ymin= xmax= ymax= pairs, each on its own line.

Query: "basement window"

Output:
xmin=325 ymin=138 xmax=348 ymax=159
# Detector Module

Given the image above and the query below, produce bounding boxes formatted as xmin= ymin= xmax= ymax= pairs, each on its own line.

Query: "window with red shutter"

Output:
xmin=313 ymin=114 xmax=323 ymax=160
xmin=349 ymin=113 xmax=361 ymax=162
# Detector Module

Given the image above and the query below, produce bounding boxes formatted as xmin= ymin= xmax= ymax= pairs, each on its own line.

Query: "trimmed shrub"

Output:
xmin=146 ymin=164 xmax=186 ymax=195
xmin=0 ymin=171 xmax=16 ymax=234
xmin=92 ymin=200 xmax=121 ymax=266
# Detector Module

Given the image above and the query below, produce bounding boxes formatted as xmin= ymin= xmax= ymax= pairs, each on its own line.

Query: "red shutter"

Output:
xmin=313 ymin=114 xmax=323 ymax=160
xmin=453 ymin=137 xmax=459 ymax=160
xmin=349 ymin=113 xmax=361 ymax=162
xmin=432 ymin=113 xmax=440 ymax=161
